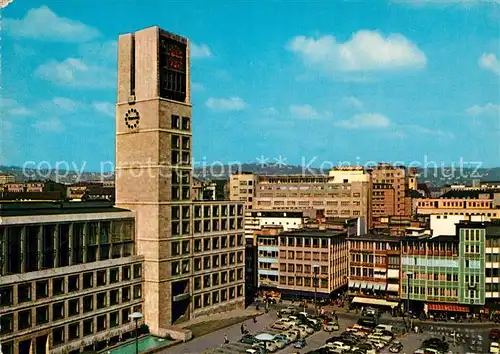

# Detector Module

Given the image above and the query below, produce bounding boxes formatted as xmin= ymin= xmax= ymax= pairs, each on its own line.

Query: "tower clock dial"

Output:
xmin=124 ymin=108 xmax=140 ymax=129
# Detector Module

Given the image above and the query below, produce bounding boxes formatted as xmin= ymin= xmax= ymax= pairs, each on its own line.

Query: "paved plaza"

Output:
xmin=163 ymin=303 xmax=495 ymax=354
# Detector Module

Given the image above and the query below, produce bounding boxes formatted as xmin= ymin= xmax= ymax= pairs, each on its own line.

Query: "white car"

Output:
xmin=252 ymin=341 xmax=278 ymax=353
xmin=490 ymin=342 xmax=499 ymax=354
xmin=368 ymin=332 xmax=392 ymax=343
xmin=283 ymin=330 xmax=298 ymax=342
xmin=366 ymin=339 xmax=386 ymax=350
xmin=271 ymin=339 xmax=286 ymax=349
xmin=291 ymin=325 xmax=309 ymax=338
xmin=297 ymin=324 xmax=315 ymax=334
xmin=324 ymin=321 xmax=340 ymax=332
xmin=272 ymin=318 xmax=293 ymax=330
xmin=326 ymin=341 xmax=351 ymax=351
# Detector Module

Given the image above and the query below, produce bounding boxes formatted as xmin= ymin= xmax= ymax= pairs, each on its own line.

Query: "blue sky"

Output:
xmin=1 ymin=0 xmax=499 ymax=172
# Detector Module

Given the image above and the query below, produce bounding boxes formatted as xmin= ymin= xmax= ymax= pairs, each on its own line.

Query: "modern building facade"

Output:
xmin=0 ymin=201 xmax=143 ymax=354
xmin=275 ymin=228 xmax=349 ymax=299
xmin=114 ymin=26 xmax=245 ymax=335
xmin=347 ymin=234 xmax=402 ymax=308
xmin=229 ymin=172 xmax=257 ymax=210
xmin=369 ymin=163 xmax=407 ymax=217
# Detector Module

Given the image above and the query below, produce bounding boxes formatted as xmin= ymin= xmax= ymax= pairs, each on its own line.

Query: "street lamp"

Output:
xmin=405 ymin=272 xmax=413 ymax=330
xmin=313 ymin=265 xmax=320 ymax=316
xmin=129 ymin=312 xmax=144 ymax=354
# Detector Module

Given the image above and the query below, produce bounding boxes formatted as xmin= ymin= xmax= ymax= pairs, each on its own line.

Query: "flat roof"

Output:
xmin=279 ymin=229 xmax=345 ymax=237
xmin=0 ymin=201 xmax=131 ymax=217
xmin=348 ymin=233 xmax=403 ymax=242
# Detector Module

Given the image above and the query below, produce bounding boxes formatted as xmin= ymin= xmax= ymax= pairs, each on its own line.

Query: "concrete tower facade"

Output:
xmin=115 ymin=26 xmax=245 ymax=336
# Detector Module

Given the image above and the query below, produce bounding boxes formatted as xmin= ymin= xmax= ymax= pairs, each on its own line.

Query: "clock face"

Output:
xmin=124 ymin=108 xmax=140 ymax=129
xmin=168 ymin=44 xmax=185 ymax=71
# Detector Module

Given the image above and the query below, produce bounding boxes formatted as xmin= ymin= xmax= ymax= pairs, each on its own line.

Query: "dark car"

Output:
xmin=326 ymin=336 xmax=343 ymax=344
xmin=389 ymin=341 xmax=404 ymax=353
xmin=490 ymin=329 xmax=500 ymax=340
xmin=422 ymin=338 xmax=449 ymax=352
xmin=294 ymin=339 xmax=307 ymax=349
xmin=240 ymin=335 xmax=259 ymax=344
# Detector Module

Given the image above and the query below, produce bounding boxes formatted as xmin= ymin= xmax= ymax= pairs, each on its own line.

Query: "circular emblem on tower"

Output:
xmin=124 ymin=108 xmax=140 ymax=129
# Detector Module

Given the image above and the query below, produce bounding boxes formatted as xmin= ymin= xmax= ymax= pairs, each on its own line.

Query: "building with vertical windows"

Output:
xmin=0 ymin=201 xmax=143 ymax=354
xmin=347 ymin=234 xmax=402 ymax=309
xmin=275 ymin=228 xmax=349 ymax=299
xmin=229 ymin=172 xmax=257 ymax=210
xmin=400 ymin=221 xmax=487 ymax=316
xmin=114 ymin=26 xmax=245 ymax=336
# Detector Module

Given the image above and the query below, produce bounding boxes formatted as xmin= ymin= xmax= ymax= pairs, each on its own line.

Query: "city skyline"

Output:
xmin=2 ymin=0 xmax=499 ymax=170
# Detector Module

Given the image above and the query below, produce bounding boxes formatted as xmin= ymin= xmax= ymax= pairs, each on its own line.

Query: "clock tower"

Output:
xmin=115 ymin=26 xmax=193 ymax=335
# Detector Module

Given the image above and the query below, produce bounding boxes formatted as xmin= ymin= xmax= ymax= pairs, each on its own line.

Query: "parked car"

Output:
xmin=274 ymin=334 xmax=290 ymax=345
xmin=278 ymin=307 xmax=296 ymax=318
xmin=253 ymin=341 xmax=277 ymax=353
xmin=491 ymin=342 xmax=500 ymax=354
xmin=491 ymin=329 xmax=500 ymax=340
xmin=246 ymin=348 xmax=267 ymax=354
xmin=297 ymin=324 xmax=315 ymax=334
xmin=294 ymin=338 xmax=307 ymax=349
xmin=272 ymin=318 xmax=293 ymax=330
xmin=389 ymin=341 xmax=404 ymax=353
xmin=271 ymin=339 xmax=285 ymax=350
xmin=291 ymin=325 xmax=309 ymax=338
xmin=324 ymin=321 xmax=340 ymax=332
xmin=422 ymin=338 xmax=449 ymax=352
xmin=241 ymin=335 xmax=259 ymax=344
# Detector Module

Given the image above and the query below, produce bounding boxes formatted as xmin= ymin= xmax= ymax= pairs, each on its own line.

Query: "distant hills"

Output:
xmin=1 ymin=164 xmax=499 ymax=187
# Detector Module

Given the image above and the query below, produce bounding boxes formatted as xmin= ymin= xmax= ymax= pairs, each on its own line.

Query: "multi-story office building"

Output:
xmin=416 ymin=189 xmax=500 ymax=219
xmin=114 ymin=26 xmax=245 ymax=335
xmin=347 ymin=234 xmax=402 ymax=309
xmin=372 ymin=183 xmax=395 ymax=219
xmin=229 ymin=172 xmax=257 ymax=210
xmin=244 ymin=210 xmax=306 ymax=238
xmin=275 ymin=228 xmax=349 ymax=299
xmin=483 ymin=221 xmax=500 ymax=307
xmin=255 ymin=226 xmax=283 ymax=290
xmin=0 ymin=174 xmax=15 ymax=185
xmin=401 ymin=221 xmax=486 ymax=316
xmin=247 ymin=167 xmax=371 ymax=225
xmin=369 ymin=163 xmax=408 ymax=217
xmin=0 ymin=201 xmax=143 ymax=354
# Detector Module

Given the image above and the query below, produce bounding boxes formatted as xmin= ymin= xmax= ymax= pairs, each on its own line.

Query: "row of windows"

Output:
xmin=193 ymin=285 xmax=244 ymax=309
xmin=279 ymin=276 xmax=328 ymax=288
xmin=280 ymin=264 xmax=329 ymax=274
xmin=192 ymin=252 xmax=244 ymax=272
xmin=193 ymin=268 xmax=244 ymax=290
xmin=171 ymin=235 xmax=244 ymax=256
xmin=171 ymin=115 xmax=190 ymax=130
xmin=350 ymin=241 xmax=400 ymax=251
xmin=0 ymin=264 xmax=141 ymax=307
xmin=0 ymin=286 xmax=142 ymax=335
xmin=192 ymin=218 xmax=244 ymax=234
xmin=279 ymin=251 xmax=330 ymax=262
xmin=402 ymin=286 xmax=459 ymax=297
xmin=194 ymin=204 xmax=244 ymax=218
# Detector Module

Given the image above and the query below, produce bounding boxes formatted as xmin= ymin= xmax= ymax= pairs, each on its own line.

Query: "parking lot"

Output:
xmin=179 ymin=304 xmax=496 ymax=354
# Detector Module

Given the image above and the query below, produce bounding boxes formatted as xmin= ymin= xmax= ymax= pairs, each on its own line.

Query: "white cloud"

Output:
xmin=0 ymin=98 xmax=31 ymax=117
xmin=79 ymin=40 xmax=118 ymax=64
xmin=335 ymin=113 xmax=391 ymax=128
xmin=466 ymin=103 xmax=500 ymax=116
xmin=342 ymin=96 xmax=364 ymax=109
xmin=262 ymin=107 xmax=279 ymax=115
xmin=191 ymin=82 xmax=205 ymax=92
xmin=4 ymin=6 xmax=100 ymax=42
xmin=1 ymin=0 xmax=14 ymax=9
xmin=92 ymin=101 xmax=115 ymax=117
xmin=35 ymin=58 xmax=116 ymax=89
xmin=401 ymin=124 xmax=455 ymax=138
xmin=479 ymin=53 xmax=500 ymax=75
xmin=52 ymin=97 xmax=79 ymax=112
xmin=190 ymin=43 xmax=212 ymax=58
xmin=7 ymin=107 xmax=31 ymax=116
xmin=289 ymin=104 xmax=319 ymax=119
xmin=287 ymin=30 xmax=426 ymax=74
xmin=32 ymin=117 xmax=64 ymax=132
xmin=205 ymin=97 xmax=246 ymax=111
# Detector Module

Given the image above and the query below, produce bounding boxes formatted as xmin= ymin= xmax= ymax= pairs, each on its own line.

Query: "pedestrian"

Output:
xmin=224 ymin=333 xmax=229 ymax=344
xmin=240 ymin=324 xmax=245 ymax=335
xmin=253 ymin=314 xmax=257 ymax=323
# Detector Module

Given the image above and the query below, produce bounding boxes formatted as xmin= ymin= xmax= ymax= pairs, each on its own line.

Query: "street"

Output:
xmin=163 ymin=303 xmax=494 ymax=354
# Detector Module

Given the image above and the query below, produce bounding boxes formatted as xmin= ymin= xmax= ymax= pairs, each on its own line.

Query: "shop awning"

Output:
xmin=351 ymin=296 xmax=399 ymax=308
xmin=427 ymin=303 xmax=469 ymax=312
xmin=358 ymin=282 xmax=368 ymax=289
xmin=373 ymin=283 xmax=383 ymax=291
xmin=387 ymin=283 xmax=399 ymax=292
xmin=348 ymin=280 xmax=358 ymax=288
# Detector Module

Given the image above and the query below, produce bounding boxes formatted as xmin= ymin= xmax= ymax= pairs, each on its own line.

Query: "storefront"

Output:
xmin=424 ymin=303 xmax=469 ymax=319
xmin=350 ymin=296 xmax=400 ymax=313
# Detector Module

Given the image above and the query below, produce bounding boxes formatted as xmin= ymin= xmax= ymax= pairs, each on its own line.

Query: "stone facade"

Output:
xmin=115 ymin=26 xmax=244 ymax=335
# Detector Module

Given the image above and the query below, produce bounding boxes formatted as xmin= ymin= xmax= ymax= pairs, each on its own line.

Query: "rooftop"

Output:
xmin=279 ymin=228 xmax=345 ymax=237
xmin=0 ymin=201 xmax=131 ymax=217
xmin=348 ymin=233 xmax=404 ymax=242
xmin=440 ymin=189 xmax=500 ymax=199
